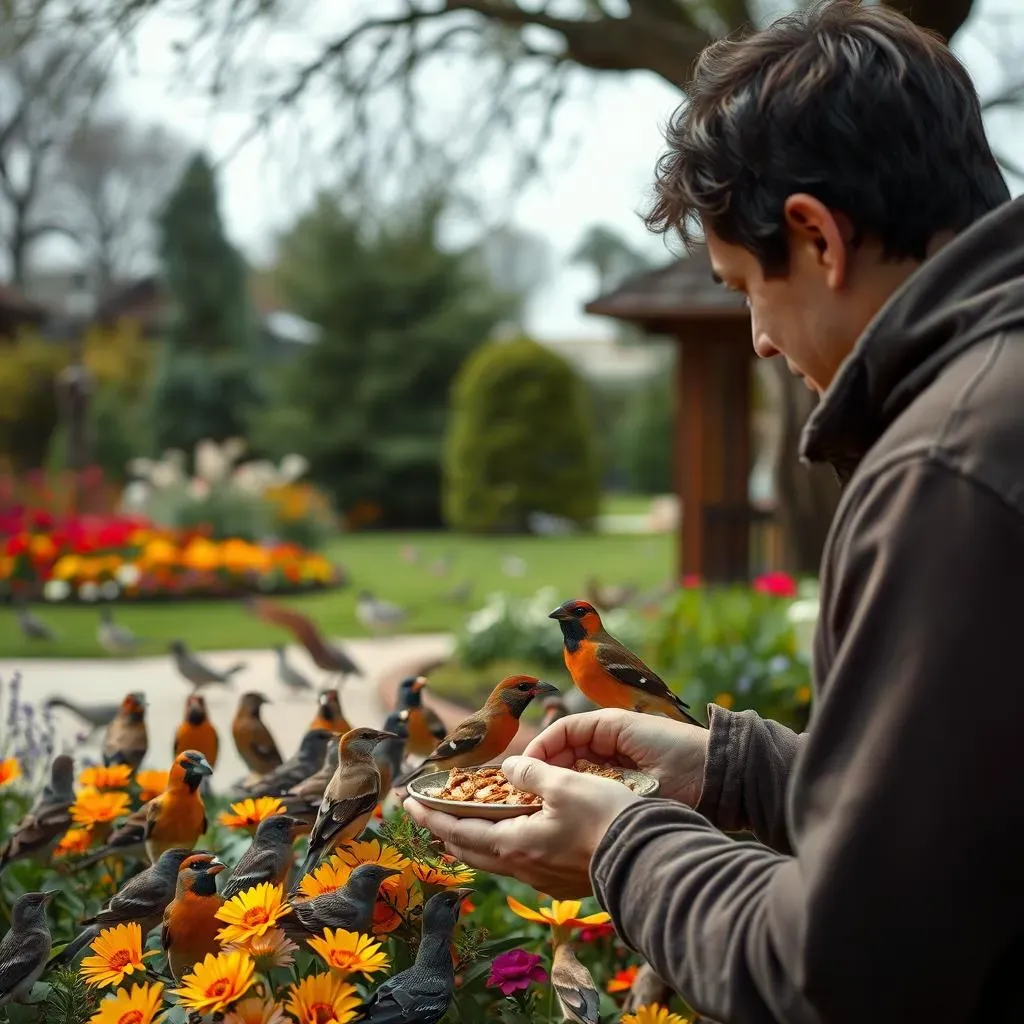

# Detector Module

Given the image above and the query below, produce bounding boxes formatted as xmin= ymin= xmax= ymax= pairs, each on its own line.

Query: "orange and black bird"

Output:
xmin=309 ymin=688 xmax=351 ymax=736
xmin=102 ymin=691 xmax=148 ymax=770
xmin=50 ymin=848 xmax=193 ymax=968
xmin=285 ymin=863 xmax=398 ymax=941
xmin=232 ymin=692 xmax=283 ymax=777
xmin=395 ymin=676 xmax=447 ymax=757
xmin=0 ymin=754 xmax=74 ymax=872
xmin=243 ymin=597 xmax=363 ymax=680
xmin=396 ymin=676 xmax=560 ymax=787
xmin=360 ymin=888 xmax=472 ymax=1024
xmin=296 ymin=727 xmax=398 ymax=880
xmin=221 ymin=815 xmax=304 ymax=900
xmin=161 ymin=852 xmax=225 ymax=982
xmin=78 ymin=749 xmax=213 ymax=867
xmin=550 ymin=599 xmax=705 ymax=727
xmin=174 ymin=693 xmax=219 ymax=769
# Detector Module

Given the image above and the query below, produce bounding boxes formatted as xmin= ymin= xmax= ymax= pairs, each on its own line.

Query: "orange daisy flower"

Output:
xmin=307 ymin=929 xmax=389 ymax=979
xmin=172 ymin=951 xmax=256 ymax=1015
xmin=0 ymin=757 xmax=21 ymax=787
xmin=219 ymin=797 xmax=286 ymax=831
xmin=80 ymin=923 xmax=157 ymax=988
xmin=54 ymin=828 xmax=94 ymax=858
xmin=79 ymin=765 xmax=133 ymax=790
xmin=135 ymin=769 xmax=169 ymax=802
xmin=285 ymin=973 xmax=360 ymax=1024
xmin=215 ymin=884 xmax=292 ymax=945
xmin=71 ymin=788 xmax=131 ymax=829
xmin=607 ymin=965 xmax=639 ymax=993
xmin=87 ymin=982 xmax=165 ymax=1024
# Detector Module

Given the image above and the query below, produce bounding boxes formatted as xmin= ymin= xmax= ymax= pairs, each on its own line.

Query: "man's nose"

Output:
xmin=752 ymin=322 xmax=779 ymax=359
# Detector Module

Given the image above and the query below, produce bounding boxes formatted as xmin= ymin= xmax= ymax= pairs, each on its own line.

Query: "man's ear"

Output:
xmin=783 ymin=193 xmax=849 ymax=289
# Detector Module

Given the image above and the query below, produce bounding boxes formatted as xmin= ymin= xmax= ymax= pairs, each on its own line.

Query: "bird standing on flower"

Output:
xmin=396 ymin=676 xmax=560 ymax=787
xmin=296 ymin=727 xmax=398 ymax=879
xmin=221 ymin=815 xmax=305 ymax=900
xmin=174 ymin=694 xmax=219 ymax=769
xmin=550 ymin=599 xmax=704 ymax=726
xmin=102 ymin=692 xmax=148 ymax=770
xmin=0 ymin=891 xmax=57 ymax=1006
xmin=235 ymin=729 xmax=333 ymax=800
xmin=0 ymin=754 xmax=75 ymax=872
xmin=359 ymin=888 xmax=472 ymax=1023
xmin=161 ymin=852 xmax=226 ymax=982
xmin=170 ymin=640 xmax=245 ymax=690
xmin=394 ymin=677 xmax=447 ymax=757
xmin=286 ymin=863 xmax=399 ymax=940
xmin=232 ymin=693 xmax=283 ymax=777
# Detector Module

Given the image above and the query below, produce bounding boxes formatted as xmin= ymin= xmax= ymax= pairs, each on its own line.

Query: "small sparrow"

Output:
xmin=221 ymin=815 xmax=306 ymax=901
xmin=232 ymin=693 xmax=283 ymax=777
xmin=0 ymin=754 xmax=75 ymax=872
xmin=273 ymin=645 xmax=315 ymax=694
xmin=235 ymin=729 xmax=333 ymax=800
xmin=552 ymin=938 xmax=601 ymax=1024
xmin=97 ymin=606 xmax=142 ymax=655
xmin=0 ymin=891 xmax=57 ymax=1006
xmin=285 ymin=863 xmax=399 ymax=941
xmin=102 ymin=691 xmax=148 ymax=771
xmin=170 ymin=639 xmax=245 ymax=690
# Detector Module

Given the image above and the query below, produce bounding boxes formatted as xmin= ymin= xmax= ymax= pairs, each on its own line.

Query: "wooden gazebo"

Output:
xmin=586 ymin=251 xmax=777 ymax=582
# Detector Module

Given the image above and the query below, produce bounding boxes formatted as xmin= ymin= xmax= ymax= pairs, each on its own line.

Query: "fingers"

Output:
xmin=523 ymin=709 xmax=635 ymax=763
xmin=403 ymin=798 xmax=508 ymax=874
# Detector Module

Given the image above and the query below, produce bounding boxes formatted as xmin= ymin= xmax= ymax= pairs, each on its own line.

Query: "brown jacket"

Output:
xmin=591 ymin=194 xmax=1024 ymax=1023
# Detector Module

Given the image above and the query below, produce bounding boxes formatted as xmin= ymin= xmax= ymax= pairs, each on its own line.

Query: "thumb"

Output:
xmin=502 ymin=755 xmax=567 ymax=797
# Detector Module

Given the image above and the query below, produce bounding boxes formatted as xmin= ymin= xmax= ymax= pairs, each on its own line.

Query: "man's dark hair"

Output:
xmin=645 ymin=0 xmax=1010 ymax=274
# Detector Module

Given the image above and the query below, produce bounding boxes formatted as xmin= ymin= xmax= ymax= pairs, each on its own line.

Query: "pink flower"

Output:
xmin=579 ymin=921 xmax=616 ymax=942
xmin=486 ymin=950 xmax=548 ymax=996
xmin=752 ymin=571 xmax=797 ymax=598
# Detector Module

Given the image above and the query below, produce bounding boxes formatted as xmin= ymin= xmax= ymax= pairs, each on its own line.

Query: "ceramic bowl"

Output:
xmin=406 ymin=766 xmax=660 ymax=821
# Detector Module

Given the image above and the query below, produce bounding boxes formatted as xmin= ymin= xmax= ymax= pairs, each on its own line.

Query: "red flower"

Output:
xmin=579 ymin=921 xmax=615 ymax=942
xmin=5 ymin=534 xmax=28 ymax=557
xmin=680 ymin=574 xmax=703 ymax=589
xmin=752 ymin=571 xmax=797 ymax=598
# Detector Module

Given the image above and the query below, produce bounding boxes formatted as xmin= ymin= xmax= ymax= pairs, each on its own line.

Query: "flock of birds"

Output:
xmin=0 ymin=592 xmax=698 ymax=1021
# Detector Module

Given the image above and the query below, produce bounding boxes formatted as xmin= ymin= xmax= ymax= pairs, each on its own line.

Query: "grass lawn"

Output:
xmin=2 ymin=530 xmax=674 ymax=659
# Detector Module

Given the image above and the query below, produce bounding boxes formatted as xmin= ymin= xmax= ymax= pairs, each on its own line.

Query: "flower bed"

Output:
xmin=0 ymin=509 xmax=342 ymax=603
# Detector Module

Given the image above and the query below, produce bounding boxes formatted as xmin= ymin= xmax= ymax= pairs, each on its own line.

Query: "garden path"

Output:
xmin=0 ymin=633 xmax=454 ymax=788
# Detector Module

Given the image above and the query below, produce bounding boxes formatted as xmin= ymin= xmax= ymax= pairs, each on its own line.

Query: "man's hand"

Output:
xmin=404 ymin=754 xmax=639 ymax=898
xmin=525 ymin=709 xmax=709 ymax=808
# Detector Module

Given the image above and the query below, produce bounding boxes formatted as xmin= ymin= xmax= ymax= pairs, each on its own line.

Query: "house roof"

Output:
xmin=584 ymin=248 xmax=748 ymax=328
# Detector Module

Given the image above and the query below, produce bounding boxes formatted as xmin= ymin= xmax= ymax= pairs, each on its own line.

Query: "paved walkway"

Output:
xmin=0 ymin=634 xmax=454 ymax=786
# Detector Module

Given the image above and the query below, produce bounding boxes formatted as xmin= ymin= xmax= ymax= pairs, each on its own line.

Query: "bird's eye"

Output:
xmin=517 ymin=682 xmax=532 ymax=691
xmin=573 ymin=605 xmax=586 ymax=618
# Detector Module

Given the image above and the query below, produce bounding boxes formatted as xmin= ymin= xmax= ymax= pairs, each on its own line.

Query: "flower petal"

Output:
xmin=505 ymin=896 xmax=550 ymax=924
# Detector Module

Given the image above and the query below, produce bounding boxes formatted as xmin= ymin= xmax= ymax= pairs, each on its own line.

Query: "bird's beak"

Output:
xmin=548 ymin=606 xmax=570 ymax=621
xmin=208 ymin=859 xmax=226 ymax=876
xmin=453 ymin=887 xmax=474 ymax=903
xmin=43 ymin=889 xmax=60 ymax=903
xmin=283 ymin=817 xmax=306 ymax=840
xmin=532 ymin=682 xmax=561 ymax=698
xmin=411 ymin=677 xmax=428 ymax=693
xmin=373 ymin=731 xmax=400 ymax=745
xmin=194 ymin=756 xmax=214 ymax=777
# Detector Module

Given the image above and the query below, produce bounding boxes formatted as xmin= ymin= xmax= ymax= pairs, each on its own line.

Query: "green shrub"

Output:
xmin=443 ymin=336 xmax=601 ymax=533
xmin=616 ymin=371 xmax=674 ymax=494
xmin=0 ymin=333 xmax=65 ymax=471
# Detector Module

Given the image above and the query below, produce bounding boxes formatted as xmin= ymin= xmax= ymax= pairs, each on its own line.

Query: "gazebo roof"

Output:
xmin=584 ymin=248 xmax=748 ymax=330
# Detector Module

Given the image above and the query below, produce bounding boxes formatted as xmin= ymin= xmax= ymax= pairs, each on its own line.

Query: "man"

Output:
xmin=407 ymin=3 xmax=1024 ymax=1021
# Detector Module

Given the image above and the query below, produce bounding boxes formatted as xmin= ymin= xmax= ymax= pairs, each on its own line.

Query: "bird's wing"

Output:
xmin=100 ymin=871 xmax=168 ymax=925
xmin=308 ymin=789 xmax=378 ymax=852
xmin=425 ymin=716 xmax=488 ymax=764
xmin=244 ymin=598 xmax=339 ymax=668
xmin=141 ymin=800 xmax=161 ymax=841
xmin=553 ymin=949 xmax=601 ymax=1024
xmin=364 ymin=971 xmax=450 ymax=1023
xmin=0 ymin=803 xmax=71 ymax=863
xmin=0 ymin=928 xmax=47 ymax=996
xmin=594 ymin=637 xmax=690 ymax=708
xmin=222 ymin=844 xmax=284 ymax=901
xmin=424 ymin=708 xmax=448 ymax=742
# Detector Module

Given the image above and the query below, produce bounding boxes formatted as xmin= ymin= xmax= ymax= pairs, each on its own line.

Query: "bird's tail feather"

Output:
xmin=225 ymin=662 xmax=246 ymax=677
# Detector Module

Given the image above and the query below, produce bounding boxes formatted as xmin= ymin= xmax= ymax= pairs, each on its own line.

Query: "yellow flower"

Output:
xmin=224 ymin=928 xmax=298 ymax=972
xmin=411 ymin=857 xmax=475 ymax=888
xmin=714 ymin=692 xmax=735 ymax=710
xmin=298 ymin=859 xmax=351 ymax=900
xmin=332 ymin=839 xmax=418 ymax=934
xmin=307 ymin=929 xmax=389 ymax=979
xmin=506 ymin=896 xmax=611 ymax=931
xmin=79 ymin=765 xmax=133 ymax=790
xmin=621 ymin=1005 xmax=691 ymax=1024
xmin=333 ymin=839 xmax=411 ymax=876
xmin=71 ymin=788 xmax=131 ymax=829
xmin=172 ymin=951 xmax=255 ymax=1015
xmin=52 ymin=555 xmax=81 ymax=581
xmin=87 ymin=982 xmax=165 ymax=1024
xmin=216 ymin=883 xmax=292 ymax=945
xmin=285 ymin=973 xmax=360 ymax=1024
xmin=55 ymin=828 xmax=94 ymax=858
xmin=224 ymin=996 xmax=287 ymax=1024
xmin=135 ymin=770 xmax=169 ymax=802
xmin=0 ymin=757 xmax=21 ymax=787
xmin=80 ymin=923 xmax=157 ymax=988
xmin=219 ymin=797 xmax=286 ymax=831
xmin=796 ymin=685 xmax=812 ymax=704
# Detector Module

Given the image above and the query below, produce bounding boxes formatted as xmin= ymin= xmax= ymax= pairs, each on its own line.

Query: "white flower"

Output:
xmin=222 ymin=437 xmax=247 ymax=464
xmin=188 ymin=478 xmax=211 ymax=500
xmin=120 ymin=481 xmax=149 ymax=510
xmin=115 ymin=564 xmax=141 ymax=587
xmin=278 ymin=454 xmax=309 ymax=483
xmin=127 ymin=457 xmax=155 ymax=480
xmin=150 ymin=461 xmax=182 ymax=489
xmin=44 ymin=580 xmax=70 ymax=602
xmin=99 ymin=581 xmax=119 ymax=601
xmin=232 ymin=460 xmax=276 ymax=495
xmin=79 ymin=582 xmax=99 ymax=602
xmin=195 ymin=439 xmax=229 ymax=484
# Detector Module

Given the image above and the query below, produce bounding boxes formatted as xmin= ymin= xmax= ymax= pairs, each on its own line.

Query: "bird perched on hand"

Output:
xmin=0 ymin=891 xmax=57 ymax=1007
xmin=243 ymin=598 xmax=363 ymax=680
xmin=373 ymin=710 xmax=409 ymax=797
xmin=552 ymin=939 xmax=601 ymax=1024
xmin=285 ymin=864 xmax=398 ymax=941
xmin=232 ymin=693 xmax=283 ymax=777
xmin=161 ymin=852 xmax=226 ymax=982
xmin=235 ymin=729 xmax=333 ymax=800
xmin=170 ymin=640 xmax=244 ymax=690
xmin=273 ymin=645 xmax=315 ymax=694
xmin=77 ymin=749 xmax=213 ymax=867
xmin=175 ymin=693 xmax=219 ymax=769
xmin=356 ymin=591 xmax=407 ymax=634
xmin=296 ymin=727 xmax=398 ymax=880
xmin=43 ymin=696 xmax=119 ymax=736
xmin=550 ymin=599 xmax=704 ymax=727
xmin=221 ymin=815 xmax=305 ymax=901
xmin=396 ymin=676 xmax=560 ymax=787
xmin=103 ymin=692 xmax=148 ymax=770
xmin=309 ymin=688 xmax=351 ymax=736
xmin=50 ymin=848 xmax=193 ymax=968
xmin=0 ymin=754 xmax=75 ymax=872
xmin=395 ymin=677 xmax=447 ymax=757
xmin=14 ymin=600 xmax=57 ymax=642
xmin=97 ymin=606 xmax=142 ymax=656
xmin=359 ymin=888 xmax=472 ymax=1023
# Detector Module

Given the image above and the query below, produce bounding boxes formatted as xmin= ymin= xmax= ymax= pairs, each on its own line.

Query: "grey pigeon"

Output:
xmin=273 ymin=645 xmax=315 ymax=694
xmin=15 ymin=602 xmax=56 ymax=642
xmin=97 ymin=606 xmax=142 ymax=655
xmin=169 ymin=639 xmax=245 ymax=690
xmin=0 ymin=892 xmax=56 ymax=1005
xmin=356 ymin=591 xmax=407 ymax=633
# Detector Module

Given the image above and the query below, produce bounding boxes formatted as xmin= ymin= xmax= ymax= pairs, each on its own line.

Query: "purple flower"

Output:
xmin=486 ymin=949 xmax=548 ymax=996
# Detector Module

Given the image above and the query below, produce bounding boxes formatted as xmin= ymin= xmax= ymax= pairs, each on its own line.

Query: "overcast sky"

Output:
xmin=85 ymin=0 xmax=1024 ymax=337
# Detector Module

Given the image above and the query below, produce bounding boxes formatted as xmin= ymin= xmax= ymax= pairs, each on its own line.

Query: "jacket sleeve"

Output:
xmin=695 ymin=705 xmax=804 ymax=853
xmin=590 ymin=458 xmax=1024 ymax=1024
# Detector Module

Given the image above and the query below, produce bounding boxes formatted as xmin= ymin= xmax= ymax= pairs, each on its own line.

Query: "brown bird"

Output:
xmin=161 ymin=852 xmax=226 ymax=982
xmin=396 ymin=676 xmax=560 ymax=787
xmin=296 ymin=727 xmax=398 ymax=880
xmin=50 ymin=848 xmax=193 ymax=968
xmin=234 ymin=729 xmax=333 ymax=800
xmin=395 ymin=676 xmax=447 ymax=757
xmin=552 ymin=938 xmax=601 ymax=1024
xmin=243 ymin=597 xmax=363 ymax=679
xmin=221 ymin=815 xmax=305 ymax=901
xmin=232 ymin=693 xmax=283 ymax=777
xmin=174 ymin=693 xmax=219 ymax=769
xmin=0 ymin=754 xmax=75 ymax=872
xmin=310 ymin=688 xmax=351 ymax=735
xmin=285 ymin=863 xmax=399 ymax=941
xmin=102 ymin=692 xmax=148 ymax=770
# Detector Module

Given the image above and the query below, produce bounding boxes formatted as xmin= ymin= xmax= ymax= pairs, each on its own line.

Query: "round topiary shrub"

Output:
xmin=443 ymin=335 xmax=601 ymax=532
